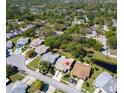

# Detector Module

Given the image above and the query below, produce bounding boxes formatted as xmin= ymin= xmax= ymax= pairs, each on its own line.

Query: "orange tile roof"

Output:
xmin=71 ymin=62 xmax=91 ymax=80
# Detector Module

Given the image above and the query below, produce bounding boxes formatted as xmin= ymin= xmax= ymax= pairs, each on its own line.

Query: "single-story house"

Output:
xmin=71 ymin=62 xmax=91 ymax=80
xmin=41 ymin=52 xmax=60 ymax=65
xmin=16 ymin=38 xmax=30 ymax=48
xmin=13 ymin=29 xmax=21 ymax=36
xmin=35 ymin=45 xmax=49 ymax=55
xmin=94 ymin=72 xmax=117 ymax=93
xmin=6 ymin=41 xmax=14 ymax=49
xmin=30 ymin=38 xmax=44 ymax=48
xmin=54 ymin=56 xmax=74 ymax=72
xmin=6 ymin=81 xmax=28 ymax=93
xmin=6 ymin=33 xmax=15 ymax=39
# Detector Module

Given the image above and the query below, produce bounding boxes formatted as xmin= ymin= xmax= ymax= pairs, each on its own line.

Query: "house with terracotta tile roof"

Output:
xmin=71 ymin=62 xmax=91 ymax=80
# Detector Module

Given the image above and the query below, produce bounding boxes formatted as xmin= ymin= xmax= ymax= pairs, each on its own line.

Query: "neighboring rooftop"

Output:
xmin=71 ymin=62 xmax=91 ymax=80
xmin=6 ymin=41 xmax=14 ymax=49
xmin=35 ymin=45 xmax=49 ymax=55
xmin=6 ymin=54 xmax=26 ymax=68
xmin=16 ymin=38 xmax=30 ymax=47
xmin=94 ymin=72 xmax=117 ymax=93
xmin=6 ymin=33 xmax=15 ymax=39
xmin=6 ymin=81 xmax=28 ymax=93
xmin=30 ymin=38 xmax=44 ymax=48
xmin=41 ymin=52 xmax=59 ymax=64
xmin=55 ymin=56 xmax=74 ymax=72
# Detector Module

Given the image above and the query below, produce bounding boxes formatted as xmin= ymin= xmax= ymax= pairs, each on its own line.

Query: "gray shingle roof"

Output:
xmin=6 ymin=33 xmax=15 ymax=39
xmin=41 ymin=52 xmax=59 ymax=64
xmin=6 ymin=81 xmax=28 ymax=93
xmin=94 ymin=72 xmax=117 ymax=93
xmin=6 ymin=41 xmax=13 ymax=49
xmin=16 ymin=38 xmax=30 ymax=46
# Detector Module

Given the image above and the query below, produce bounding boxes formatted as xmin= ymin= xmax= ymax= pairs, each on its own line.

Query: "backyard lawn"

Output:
xmin=92 ymin=51 xmax=117 ymax=64
xmin=9 ymin=73 xmax=25 ymax=83
xmin=27 ymin=55 xmax=41 ymax=70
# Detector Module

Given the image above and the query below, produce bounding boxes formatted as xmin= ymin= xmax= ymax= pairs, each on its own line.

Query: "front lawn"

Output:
xmin=29 ymin=80 xmax=44 ymax=93
xmin=27 ymin=55 xmax=41 ymax=70
xmin=8 ymin=35 xmax=23 ymax=43
xmin=61 ymin=73 xmax=71 ymax=83
xmin=9 ymin=73 xmax=25 ymax=83
xmin=54 ymin=89 xmax=65 ymax=93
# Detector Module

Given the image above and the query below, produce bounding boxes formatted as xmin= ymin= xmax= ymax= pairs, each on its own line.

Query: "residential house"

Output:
xmin=6 ymin=41 xmax=14 ymax=49
xmin=54 ymin=56 xmax=74 ymax=72
xmin=6 ymin=81 xmax=28 ymax=93
xmin=13 ymin=29 xmax=22 ymax=36
xmin=94 ymin=72 xmax=117 ymax=93
xmin=41 ymin=52 xmax=60 ymax=65
xmin=16 ymin=38 xmax=30 ymax=48
xmin=35 ymin=45 xmax=49 ymax=55
xmin=30 ymin=38 xmax=44 ymax=48
xmin=6 ymin=33 xmax=15 ymax=39
xmin=71 ymin=62 xmax=91 ymax=80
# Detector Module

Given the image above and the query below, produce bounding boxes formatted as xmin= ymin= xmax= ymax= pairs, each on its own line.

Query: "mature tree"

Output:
xmin=29 ymin=80 xmax=44 ymax=92
xmin=45 ymin=36 xmax=59 ymax=49
xmin=22 ymin=28 xmax=35 ymax=38
xmin=105 ymin=31 xmax=117 ymax=49
xmin=6 ymin=65 xmax=18 ymax=77
xmin=39 ymin=61 xmax=51 ymax=74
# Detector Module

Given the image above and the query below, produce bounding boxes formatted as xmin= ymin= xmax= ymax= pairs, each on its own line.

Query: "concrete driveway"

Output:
xmin=52 ymin=70 xmax=63 ymax=81
xmin=75 ymin=79 xmax=84 ymax=90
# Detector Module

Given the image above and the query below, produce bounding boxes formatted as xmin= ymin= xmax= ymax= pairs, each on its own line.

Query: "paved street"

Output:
xmin=6 ymin=55 xmax=82 ymax=93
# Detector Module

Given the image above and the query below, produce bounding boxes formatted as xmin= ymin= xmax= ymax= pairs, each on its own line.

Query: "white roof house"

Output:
xmin=54 ymin=56 xmax=74 ymax=72
xmin=35 ymin=45 xmax=49 ymax=55
xmin=94 ymin=72 xmax=117 ymax=93
xmin=6 ymin=81 xmax=28 ymax=93
xmin=41 ymin=52 xmax=59 ymax=64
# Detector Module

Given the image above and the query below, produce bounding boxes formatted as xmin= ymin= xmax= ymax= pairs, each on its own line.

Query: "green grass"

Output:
xmin=92 ymin=51 xmax=117 ymax=64
xmin=54 ymin=89 xmax=65 ymax=93
xmin=8 ymin=35 xmax=23 ymax=43
xmin=82 ymin=63 xmax=116 ymax=93
xmin=27 ymin=55 xmax=41 ymax=70
xmin=29 ymin=80 xmax=44 ymax=93
xmin=9 ymin=73 xmax=25 ymax=83
xmin=19 ymin=71 xmax=27 ymax=76
xmin=62 ymin=73 xmax=71 ymax=83
xmin=82 ymin=65 xmax=105 ymax=93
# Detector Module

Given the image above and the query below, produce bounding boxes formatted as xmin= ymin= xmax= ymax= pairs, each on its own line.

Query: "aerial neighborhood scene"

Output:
xmin=6 ymin=0 xmax=117 ymax=93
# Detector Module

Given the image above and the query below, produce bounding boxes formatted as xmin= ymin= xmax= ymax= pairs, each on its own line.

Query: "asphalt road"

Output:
xmin=6 ymin=55 xmax=82 ymax=93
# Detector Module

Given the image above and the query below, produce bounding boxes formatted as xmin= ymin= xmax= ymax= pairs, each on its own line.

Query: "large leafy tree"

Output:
xmin=39 ymin=61 xmax=51 ymax=74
